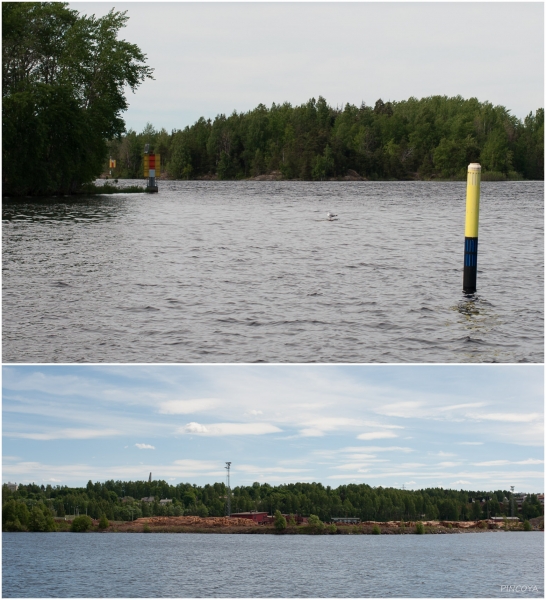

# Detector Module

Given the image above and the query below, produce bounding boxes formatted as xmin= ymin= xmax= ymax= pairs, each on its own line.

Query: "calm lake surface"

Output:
xmin=3 ymin=181 xmax=543 ymax=363
xmin=3 ymin=532 xmax=543 ymax=598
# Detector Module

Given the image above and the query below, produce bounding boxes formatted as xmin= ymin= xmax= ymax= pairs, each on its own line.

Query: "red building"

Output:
xmin=230 ymin=511 xmax=308 ymax=525
xmin=230 ymin=511 xmax=269 ymax=523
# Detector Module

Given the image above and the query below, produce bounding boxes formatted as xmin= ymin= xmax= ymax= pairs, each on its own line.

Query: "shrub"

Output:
xmin=4 ymin=518 xmax=24 ymax=532
xmin=274 ymin=510 xmax=287 ymax=531
xmin=327 ymin=524 xmax=337 ymax=534
xmin=143 ymin=522 xmax=151 ymax=533
xmin=372 ymin=525 xmax=381 ymax=535
xmin=28 ymin=506 xmax=56 ymax=532
xmin=70 ymin=515 xmax=93 ymax=532
xmin=523 ymin=520 xmax=532 ymax=531
xmin=415 ymin=521 xmax=425 ymax=534
xmin=307 ymin=514 xmax=323 ymax=528
xmin=98 ymin=514 xmax=109 ymax=529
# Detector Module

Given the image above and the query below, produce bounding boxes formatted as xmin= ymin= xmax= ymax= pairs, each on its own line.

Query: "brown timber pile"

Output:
xmin=133 ymin=516 xmax=259 ymax=528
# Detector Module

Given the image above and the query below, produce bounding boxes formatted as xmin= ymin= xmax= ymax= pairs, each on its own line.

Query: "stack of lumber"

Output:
xmin=133 ymin=516 xmax=259 ymax=527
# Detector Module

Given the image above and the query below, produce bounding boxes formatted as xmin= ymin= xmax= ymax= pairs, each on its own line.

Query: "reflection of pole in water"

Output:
xmin=463 ymin=163 xmax=481 ymax=294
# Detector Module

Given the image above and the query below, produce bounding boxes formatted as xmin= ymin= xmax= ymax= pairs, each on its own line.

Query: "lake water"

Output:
xmin=3 ymin=181 xmax=543 ymax=363
xmin=2 ymin=532 xmax=543 ymax=597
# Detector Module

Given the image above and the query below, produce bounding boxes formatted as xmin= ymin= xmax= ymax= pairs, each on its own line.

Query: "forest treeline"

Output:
xmin=2 ymin=5 xmax=543 ymax=194
xmin=3 ymin=480 xmax=542 ymax=531
xmin=109 ymin=96 xmax=544 ymax=182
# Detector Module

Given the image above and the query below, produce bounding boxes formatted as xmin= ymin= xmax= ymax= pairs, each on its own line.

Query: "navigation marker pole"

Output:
xmin=463 ymin=163 xmax=481 ymax=294
xmin=143 ymin=143 xmax=159 ymax=193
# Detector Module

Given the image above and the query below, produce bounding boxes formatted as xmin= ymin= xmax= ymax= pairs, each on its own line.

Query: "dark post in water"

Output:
xmin=463 ymin=163 xmax=481 ymax=294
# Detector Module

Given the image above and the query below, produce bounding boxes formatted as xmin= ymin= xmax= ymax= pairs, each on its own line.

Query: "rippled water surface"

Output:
xmin=3 ymin=181 xmax=543 ymax=362
xmin=3 ymin=532 xmax=543 ymax=598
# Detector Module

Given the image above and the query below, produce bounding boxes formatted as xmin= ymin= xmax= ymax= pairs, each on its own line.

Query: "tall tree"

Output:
xmin=2 ymin=2 xmax=153 ymax=196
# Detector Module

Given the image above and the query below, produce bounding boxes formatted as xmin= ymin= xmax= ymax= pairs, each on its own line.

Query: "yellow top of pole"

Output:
xmin=465 ymin=163 xmax=481 ymax=238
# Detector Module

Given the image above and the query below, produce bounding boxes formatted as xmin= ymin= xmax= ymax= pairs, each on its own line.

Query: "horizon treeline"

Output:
xmin=3 ymin=480 xmax=543 ymax=531
xmin=108 ymin=96 xmax=544 ymax=182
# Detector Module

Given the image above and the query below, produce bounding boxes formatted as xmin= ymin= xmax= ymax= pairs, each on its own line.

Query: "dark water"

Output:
xmin=3 ymin=181 xmax=543 ymax=363
xmin=2 ymin=532 xmax=543 ymax=598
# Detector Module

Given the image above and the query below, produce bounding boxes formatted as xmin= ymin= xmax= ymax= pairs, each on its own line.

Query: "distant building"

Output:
xmin=331 ymin=517 xmax=360 ymax=524
xmin=159 ymin=498 xmax=172 ymax=505
xmin=230 ymin=511 xmax=269 ymax=523
xmin=141 ymin=496 xmax=155 ymax=503
xmin=6 ymin=482 xmax=18 ymax=492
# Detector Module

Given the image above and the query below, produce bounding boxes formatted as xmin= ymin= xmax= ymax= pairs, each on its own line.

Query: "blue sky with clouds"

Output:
xmin=68 ymin=2 xmax=544 ymax=132
xmin=3 ymin=365 xmax=543 ymax=493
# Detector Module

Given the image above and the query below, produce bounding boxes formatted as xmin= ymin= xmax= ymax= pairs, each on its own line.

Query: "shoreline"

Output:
xmin=37 ymin=516 xmax=540 ymax=535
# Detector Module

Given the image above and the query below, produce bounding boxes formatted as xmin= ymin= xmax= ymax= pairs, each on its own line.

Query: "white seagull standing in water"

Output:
xmin=327 ymin=212 xmax=337 ymax=221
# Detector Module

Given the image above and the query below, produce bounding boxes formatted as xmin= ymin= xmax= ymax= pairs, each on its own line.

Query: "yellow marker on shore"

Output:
xmin=463 ymin=163 xmax=481 ymax=294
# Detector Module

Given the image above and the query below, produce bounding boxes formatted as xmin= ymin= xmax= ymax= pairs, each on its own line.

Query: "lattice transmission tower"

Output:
xmin=225 ymin=462 xmax=232 ymax=516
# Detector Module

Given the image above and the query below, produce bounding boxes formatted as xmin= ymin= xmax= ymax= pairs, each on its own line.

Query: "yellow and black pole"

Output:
xmin=463 ymin=163 xmax=481 ymax=294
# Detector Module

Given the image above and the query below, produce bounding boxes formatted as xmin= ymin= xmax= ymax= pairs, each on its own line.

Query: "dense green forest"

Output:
xmin=3 ymin=5 xmax=542 ymax=195
xmin=2 ymin=2 xmax=152 ymax=196
xmin=109 ymin=96 xmax=544 ymax=182
xmin=3 ymin=480 xmax=542 ymax=531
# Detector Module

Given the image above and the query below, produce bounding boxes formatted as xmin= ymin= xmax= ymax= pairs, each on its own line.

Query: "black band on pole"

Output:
xmin=463 ymin=237 xmax=478 ymax=294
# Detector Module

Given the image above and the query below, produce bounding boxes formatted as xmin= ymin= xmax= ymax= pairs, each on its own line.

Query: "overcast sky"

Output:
xmin=69 ymin=2 xmax=544 ymax=132
xmin=3 ymin=365 xmax=543 ymax=493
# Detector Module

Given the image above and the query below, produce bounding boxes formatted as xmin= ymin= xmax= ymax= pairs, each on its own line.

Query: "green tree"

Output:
xmin=415 ymin=521 xmax=425 ymax=534
xmin=2 ymin=2 xmax=153 ymax=196
xmin=71 ymin=515 xmax=93 ymax=532
xmin=523 ymin=520 xmax=532 ymax=531
xmin=471 ymin=501 xmax=483 ymax=521
xmin=307 ymin=514 xmax=322 ymax=528
xmin=28 ymin=505 xmax=56 ymax=532
xmin=274 ymin=510 xmax=287 ymax=531
xmin=98 ymin=514 xmax=109 ymax=529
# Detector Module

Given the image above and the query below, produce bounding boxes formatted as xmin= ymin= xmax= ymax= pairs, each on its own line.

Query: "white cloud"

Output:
xmin=466 ymin=412 xmax=541 ymax=423
xmin=342 ymin=446 xmax=415 ymax=453
xmin=299 ymin=428 xmax=324 ymax=437
xmin=181 ymin=422 xmax=209 ymax=434
xmin=438 ymin=403 xmax=487 ymax=412
xmin=430 ymin=451 xmax=457 ymax=457
xmin=357 ymin=431 xmax=398 ymax=441
xmin=158 ymin=399 xmax=219 ymax=414
xmin=179 ymin=422 xmax=282 ymax=436
xmin=473 ymin=459 xmax=544 ymax=467
xmin=5 ymin=428 xmax=120 ymax=440
xmin=458 ymin=442 xmax=484 ymax=445
xmin=135 ymin=443 xmax=155 ymax=450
